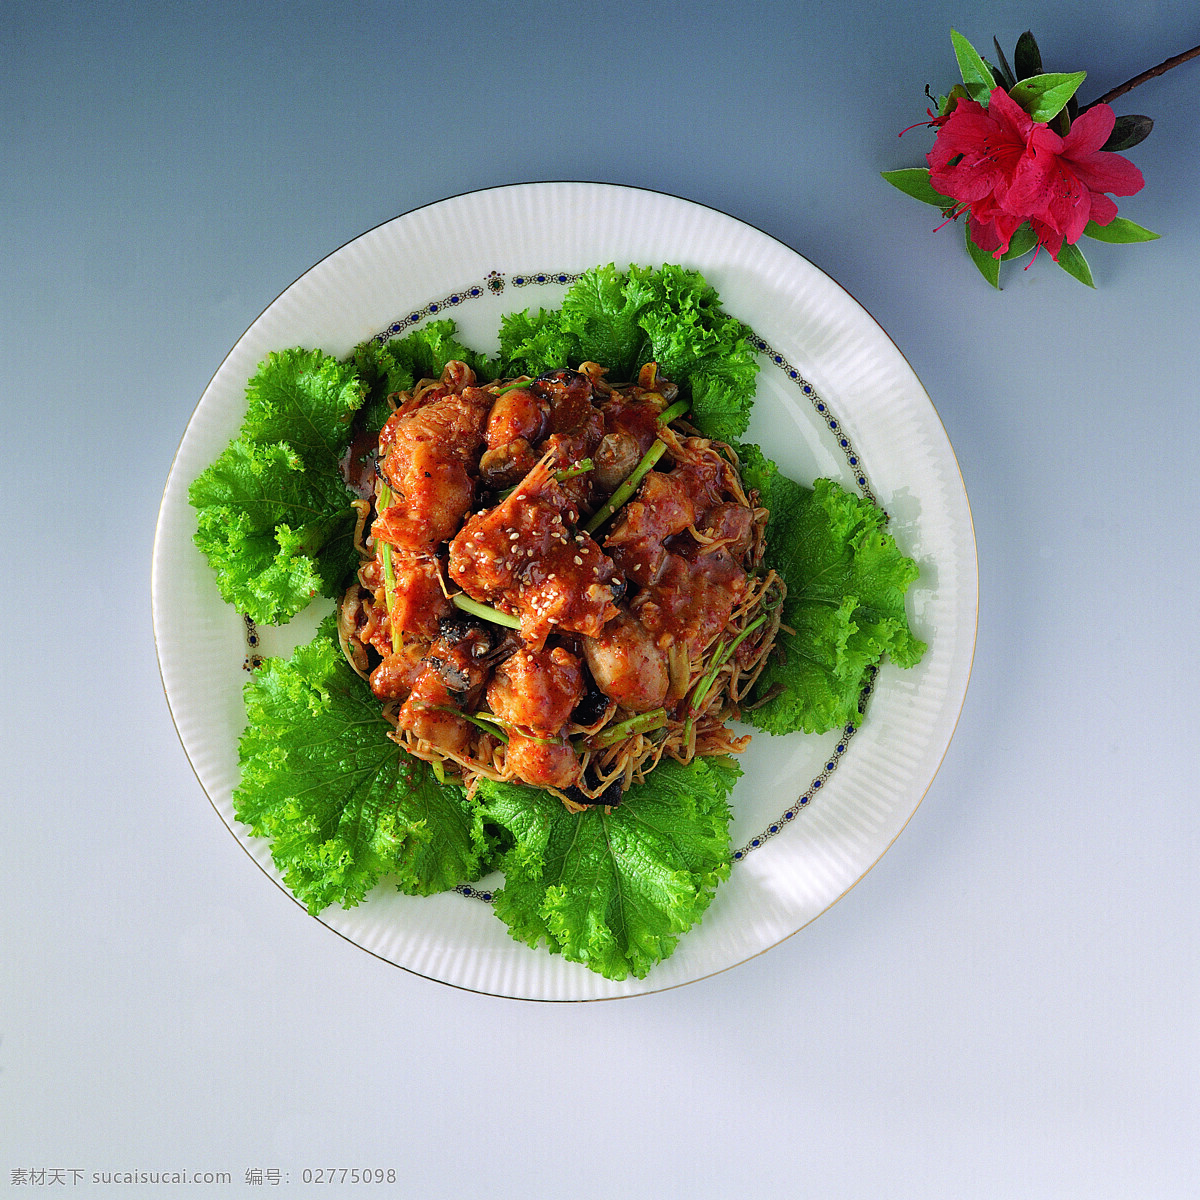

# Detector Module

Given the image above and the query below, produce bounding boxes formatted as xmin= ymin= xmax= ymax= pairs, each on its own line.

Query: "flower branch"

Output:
xmin=884 ymin=28 xmax=1197 ymax=287
xmin=1085 ymin=42 xmax=1200 ymax=109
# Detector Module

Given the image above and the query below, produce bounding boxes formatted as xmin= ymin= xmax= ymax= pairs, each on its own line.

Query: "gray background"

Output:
xmin=4 ymin=1 xmax=1197 ymax=1196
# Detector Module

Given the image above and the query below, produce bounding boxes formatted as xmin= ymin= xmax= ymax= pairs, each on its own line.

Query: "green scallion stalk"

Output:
xmin=376 ymin=482 xmax=403 ymax=654
xmin=450 ymin=593 xmax=522 ymax=629
xmin=688 ymin=614 xmax=769 ymax=716
xmin=433 ymin=706 xmax=510 ymax=743
xmin=555 ymin=457 xmax=594 ymax=482
xmin=680 ymin=613 xmax=770 ymax=749
xmin=657 ymin=398 xmax=690 ymax=425
xmin=588 ymin=708 xmax=668 ymax=748
xmin=582 ymin=399 xmax=689 ymax=534
xmin=492 ymin=380 xmax=534 ymax=397
xmin=498 ymin=458 xmax=594 ymax=503
xmin=583 ymin=440 xmax=667 ymax=534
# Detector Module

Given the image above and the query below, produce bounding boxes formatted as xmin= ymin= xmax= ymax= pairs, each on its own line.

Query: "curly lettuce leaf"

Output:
xmin=190 ymin=438 xmax=358 ymax=625
xmin=351 ymin=321 xmax=501 ymax=434
xmin=629 ymin=264 xmax=759 ymax=443
xmin=738 ymin=446 xmax=925 ymax=733
xmin=189 ymin=348 xmax=363 ymax=625
xmin=557 ymin=263 xmax=655 ymax=373
xmin=497 ymin=306 xmax=583 ymax=378
xmin=497 ymin=264 xmax=759 ymax=442
xmin=235 ymin=618 xmax=494 ymax=913
xmin=474 ymin=756 xmax=738 ymax=980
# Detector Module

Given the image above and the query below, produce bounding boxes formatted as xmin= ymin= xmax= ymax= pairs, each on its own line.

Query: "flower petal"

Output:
xmin=1061 ymin=103 xmax=1115 ymax=155
xmin=984 ymin=86 xmax=1035 ymax=140
xmin=1087 ymin=192 xmax=1119 ymax=227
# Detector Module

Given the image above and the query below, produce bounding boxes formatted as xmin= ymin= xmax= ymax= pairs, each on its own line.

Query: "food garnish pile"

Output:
xmin=190 ymin=265 xmax=926 ymax=979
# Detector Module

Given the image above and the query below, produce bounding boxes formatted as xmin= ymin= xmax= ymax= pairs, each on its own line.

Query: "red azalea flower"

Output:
xmin=927 ymin=87 xmax=1145 ymax=260
xmin=1015 ymin=103 xmax=1145 ymax=257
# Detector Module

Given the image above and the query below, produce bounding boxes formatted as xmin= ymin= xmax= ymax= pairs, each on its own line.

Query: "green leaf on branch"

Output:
xmin=1102 ymin=114 xmax=1154 ymax=151
xmin=1056 ymin=241 xmax=1095 ymax=287
xmin=964 ymin=224 xmax=1001 ymax=288
xmin=950 ymin=29 xmax=997 ymax=103
xmin=1008 ymin=72 xmax=1087 ymax=122
xmin=1000 ymin=224 xmax=1039 ymax=260
xmin=880 ymin=168 xmax=952 ymax=207
xmin=1013 ymin=30 xmax=1043 ymax=80
xmin=937 ymin=84 xmax=970 ymax=116
xmin=992 ymin=37 xmax=1018 ymax=89
xmin=1082 ymin=217 xmax=1160 ymax=244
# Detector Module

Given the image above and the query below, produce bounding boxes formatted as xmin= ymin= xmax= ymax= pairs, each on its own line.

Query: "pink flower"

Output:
xmin=927 ymin=87 xmax=1145 ymax=259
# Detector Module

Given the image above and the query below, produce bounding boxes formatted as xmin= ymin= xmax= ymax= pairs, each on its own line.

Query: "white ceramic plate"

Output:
xmin=153 ymin=182 xmax=977 ymax=1001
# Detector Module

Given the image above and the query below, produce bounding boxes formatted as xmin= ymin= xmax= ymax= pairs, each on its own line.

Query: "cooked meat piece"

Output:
xmin=478 ymin=385 xmax=551 ymax=488
xmin=486 ymin=385 xmax=549 ymax=448
xmin=503 ymin=731 xmax=583 ymax=790
xmin=394 ymin=618 xmax=499 ymax=754
xmin=360 ymin=550 xmax=450 ymax=641
xmin=533 ymin=368 xmax=597 ymax=434
xmin=698 ymin=501 xmax=756 ymax=559
xmin=448 ymin=459 xmax=621 ymax=648
xmin=580 ymin=610 xmax=670 ymax=713
xmin=486 ymin=644 xmax=584 ymax=737
xmin=604 ymin=468 xmax=699 ymax=586
xmin=375 ymin=379 xmax=491 ymax=550
xmin=632 ymin=547 xmax=747 ymax=661
xmin=600 ymin=390 xmax=662 ymax=456
xmin=369 ymin=640 xmax=429 ymax=700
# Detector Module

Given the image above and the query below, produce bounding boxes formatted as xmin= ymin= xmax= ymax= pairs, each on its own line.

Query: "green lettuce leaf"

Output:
xmin=737 ymin=446 xmax=926 ymax=734
xmin=475 ymin=756 xmax=739 ymax=980
xmin=497 ymin=264 xmax=759 ymax=443
xmin=189 ymin=348 xmax=363 ymax=625
xmin=557 ymin=262 xmax=653 ymax=372
xmin=352 ymin=321 xmax=501 ymax=434
xmin=497 ymin=306 xmax=584 ymax=377
xmin=625 ymin=264 xmax=759 ymax=443
xmin=235 ymin=617 xmax=494 ymax=913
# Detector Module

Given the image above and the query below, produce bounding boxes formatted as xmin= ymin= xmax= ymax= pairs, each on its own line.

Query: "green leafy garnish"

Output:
xmin=235 ymin=617 xmax=494 ymax=913
xmin=353 ymin=319 xmax=498 ymax=401
xmin=475 ymin=757 xmax=739 ymax=980
xmin=498 ymin=264 xmax=758 ymax=444
xmin=738 ymin=446 xmax=925 ymax=734
xmin=189 ymin=348 xmax=364 ymax=625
